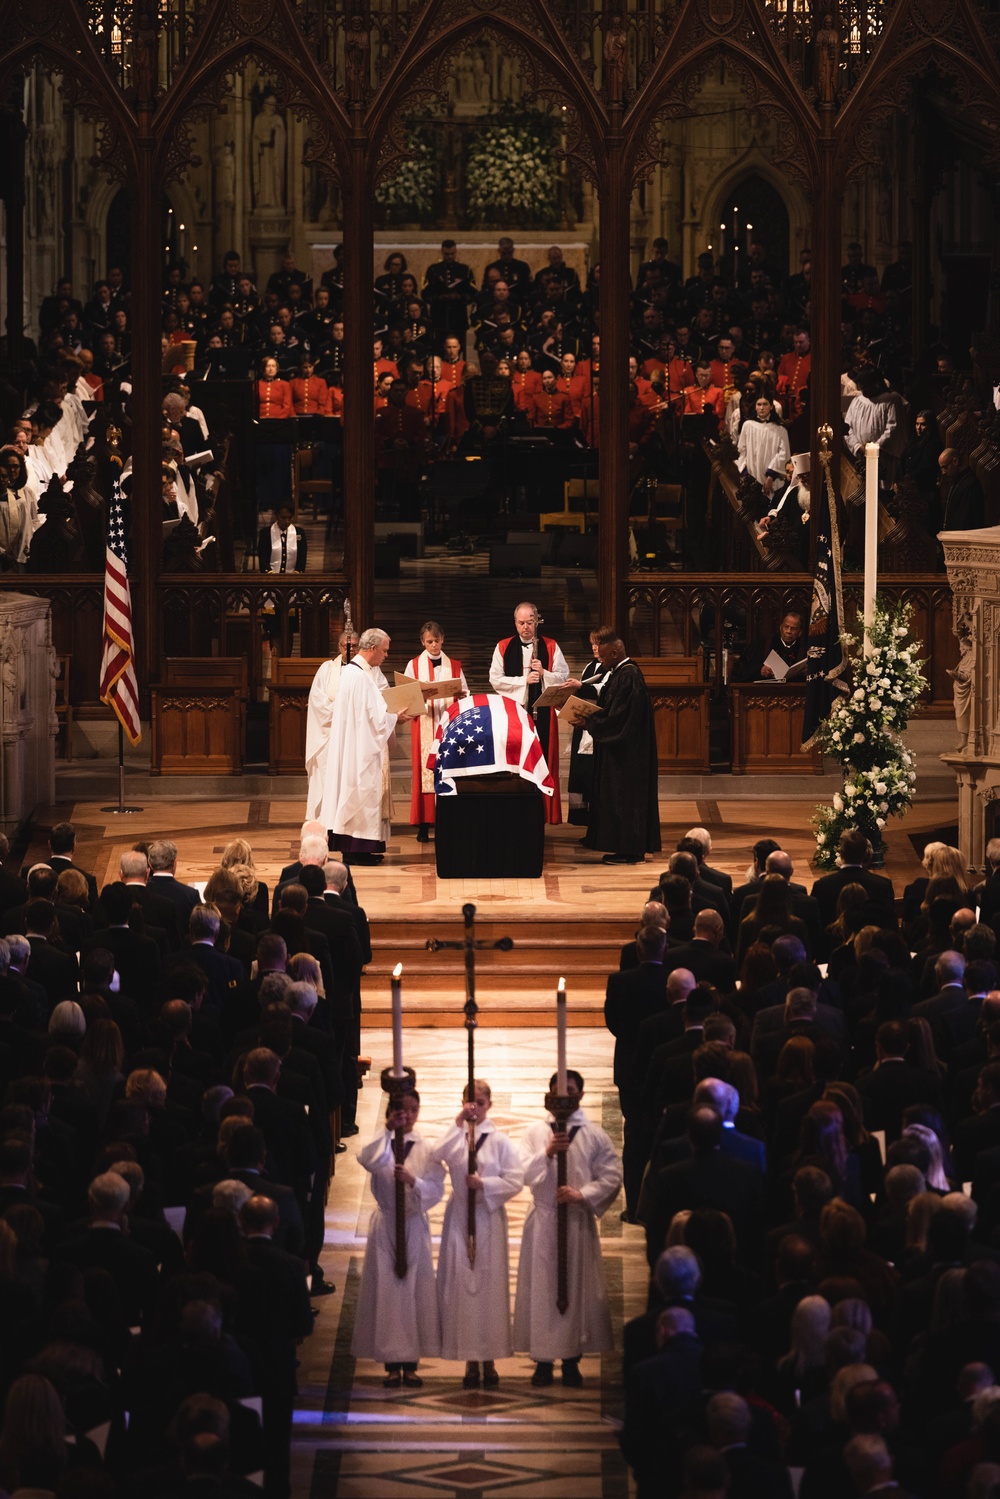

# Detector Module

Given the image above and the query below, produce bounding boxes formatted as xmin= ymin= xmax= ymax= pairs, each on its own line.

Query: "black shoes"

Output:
xmin=483 ymin=1361 xmax=500 ymax=1388
xmin=463 ymin=1362 xmax=480 ymax=1389
xmin=602 ymin=854 xmax=643 ymax=865
xmin=561 ymin=1359 xmax=584 ymax=1387
xmin=415 ymin=823 xmax=431 ymax=843
xmin=531 ymin=1362 xmax=554 ymax=1387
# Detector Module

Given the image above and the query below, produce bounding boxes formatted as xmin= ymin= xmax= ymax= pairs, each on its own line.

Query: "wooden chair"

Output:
xmin=54 ymin=655 xmax=73 ymax=761
xmin=293 ymin=445 xmax=328 ymax=522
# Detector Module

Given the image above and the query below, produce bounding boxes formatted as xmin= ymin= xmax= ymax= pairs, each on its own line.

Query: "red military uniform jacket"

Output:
xmin=529 ymin=389 xmax=574 ymax=429
xmin=680 ymin=383 xmax=724 ymax=421
xmin=291 ymin=375 xmax=332 ymax=416
xmin=256 ymin=377 xmax=294 ymax=420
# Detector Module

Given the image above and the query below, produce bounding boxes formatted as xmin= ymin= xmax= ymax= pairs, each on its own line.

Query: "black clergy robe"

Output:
xmin=582 ymin=659 xmax=661 ymax=862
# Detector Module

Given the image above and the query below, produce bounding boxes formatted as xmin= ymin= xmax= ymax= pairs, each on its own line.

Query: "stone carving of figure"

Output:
xmin=471 ymin=50 xmax=491 ymax=104
xmin=815 ymin=13 xmax=840 ymax=106
xmin=603 ymin=14 xmax=628 ymax=105
xmin=345 ymin=15 xmax=370 ymax=106
xmin=251 ymin=94 xmax=287 ymax=212
xmin=500 ymin=52 xmax=521 ymax=104
xmin=948 ymin=608 xmax=976 ymax=751
xmin=876 ymin=177 xmax=892 ymax=248
xmin=214 ymin=142 xmax=236 ymax=209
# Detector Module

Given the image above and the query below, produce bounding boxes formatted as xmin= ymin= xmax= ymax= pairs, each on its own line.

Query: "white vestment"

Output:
xmin=489 ymin=637 xmax=569 ymax=708
xmin=512 ymin=1108 xmax=622 ymax=1361
xmin=313 ymin=655 xmax=395 ymax=841
xmin=434 ymin=1121 xmax=524 ymax=1361
xmin=352 ymin=1128 xmax=444 ymax=1364
xmin=403 ymin=648 xmax=469 ymax=799
xmin=737 ymin=418 xmax=791 ymax=484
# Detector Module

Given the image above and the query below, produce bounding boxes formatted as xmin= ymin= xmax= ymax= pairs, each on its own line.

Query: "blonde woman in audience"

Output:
xmin=221 ymin=837 xmax=270 ymax=917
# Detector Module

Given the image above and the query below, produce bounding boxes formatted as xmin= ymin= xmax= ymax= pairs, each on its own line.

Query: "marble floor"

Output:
xmin=291 ymin=1028 xmax=641 ymax=1499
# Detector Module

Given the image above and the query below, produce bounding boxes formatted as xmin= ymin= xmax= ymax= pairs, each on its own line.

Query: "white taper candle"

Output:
xmin=864 ymin=441 xmax=880 ymax=656
xmin=556 ymin=976 xmax=567 ymax=1095
xmin=391 ymin=962 xmax=403 ymax=1076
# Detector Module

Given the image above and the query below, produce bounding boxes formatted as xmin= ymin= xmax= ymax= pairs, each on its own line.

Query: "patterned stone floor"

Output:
xmin=290 ymin=1028 xmax=641 ymax=1499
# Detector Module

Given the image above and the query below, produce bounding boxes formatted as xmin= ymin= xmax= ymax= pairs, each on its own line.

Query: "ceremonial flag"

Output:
xmin=99 ymin=468 xmax=141 ymax=745
xmin=427 ymin=693 xmax=555 ymax=798
xmin=802 ymin=463 xmax=849 ymax=749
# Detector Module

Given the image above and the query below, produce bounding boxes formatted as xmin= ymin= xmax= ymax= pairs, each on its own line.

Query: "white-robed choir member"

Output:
xmin=304 ymin=629 xmax=359 ymax=823
xmin=433 ymin=1080 xmax=524 ymax=1387
xmin=736 ymin=395 xmax=790 ymax=488
xmin=512 ymin=1069 xmax=622 ymax=1386
xmin=308 ymin=627 xmax=411 ymax=864
xmin=402 ymin=620 xmax=468 ymax=843
xmin=352 ymin=1089 xmax=445 ymax=1385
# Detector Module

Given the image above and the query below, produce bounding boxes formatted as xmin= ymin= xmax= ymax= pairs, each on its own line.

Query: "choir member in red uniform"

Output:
xmin=529 ymin=370 xmax=574 ymax=430
xmin=291 ymin=357 xmax=333 ymax=416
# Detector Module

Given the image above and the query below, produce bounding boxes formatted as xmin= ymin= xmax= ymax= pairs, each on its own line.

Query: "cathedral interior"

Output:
xmin=0 ymin=0 xmax=999 ymax=1494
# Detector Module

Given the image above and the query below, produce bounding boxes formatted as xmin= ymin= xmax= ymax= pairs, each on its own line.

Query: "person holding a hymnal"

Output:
xmin=732 ymin=609 xmax=807 ymax=682
xmin=402 ymin=620 xmax=468 ymax=844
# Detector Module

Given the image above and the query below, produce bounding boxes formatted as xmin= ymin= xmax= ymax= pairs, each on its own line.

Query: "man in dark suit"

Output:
xmin=640 ymin=986 xmax=718 ymax=1129
xmin=654 ymin=1078 xmax=766 ymax=1174
xmin=751 ymin=987 xmax=846 ymax=1077
xmin=643 ymin=1107 xmax=763 ymax=1267
xmin=322 ymin=860 xmax=371 ymax=965
xmin=810 ymin=830 xmax=896 ymax=927
xmin=663 ymin=910 xmax=737 ymax=994
xmin=707 ymin=1392 xmax=794 ymax=1499
xmin=287 ymin=979 xmax=343 ymax=1114
xmin=745 ymin=850 xmax=825 ymax=958
xmin=605 ymin=926 xmax=670 ymax=1119
xmin=243 ymin=1046 xmax=318 ymax=1215
xmin=1 ymin=863 xmax=60 ymax=938
xmin=912 ymin=949 xmax=970 ymax=1049
xmin=147 ymin=838 xmax=201 ymax=919
xmin=54 ymin=1171 xmax=159 ymax=1326
xmin=111 ymin=849 xmax=182 ymax=949
xmin=621 ymin=1305 xmax=704 ymax=1497
xmin=855 ymin=1019 xmax=943 ymax=1143
xmin=241 ymin=1194 xmax=314 ymax=1497
xmin=939 ymin=447 xmax=986 ymax=531
xmin=651 ymin=851 xmax=729 ymax=924
xmin=953 ymin=1062 xmax=1000 ymax=1182
xmin=162 ymin=903 xmax=246 ymax=1013
xmin=24 ymin=899 xmax=78 ymax=1007
xmin=0 ymin=834 xmax=26 ymax=916
xmin=83 ymin=881 xmax=160 ymax=1003
xmin=683 ymin=826 xmax=733 ymax=898
xmin=0 ymin=1134 xmax=65 ymax=1249
xmin=184 ymin=1123 xmax=305 ymax=1256
xmin=297 ymin=866 xmax=362 ymax=994
xmin=45 ymin=821 xmax=99 ymax=910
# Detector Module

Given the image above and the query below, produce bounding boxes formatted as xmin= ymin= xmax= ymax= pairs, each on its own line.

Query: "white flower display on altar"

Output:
xmin=465 ymin=108 xmax=559 ymax=227
xmin=377 ymin=131 xmax=436 ymax=217
xmin=812 ymin=601 xmax=928 ymax=869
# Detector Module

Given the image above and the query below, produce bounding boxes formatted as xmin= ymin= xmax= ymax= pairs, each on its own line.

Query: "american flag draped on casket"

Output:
xmin=426 ymin=694 xmax=555 ymax=799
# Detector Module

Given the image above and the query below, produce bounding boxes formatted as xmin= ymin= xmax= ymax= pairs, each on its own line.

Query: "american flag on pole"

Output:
xmin=427 ymin=694 xmax=554 ymax=798
xmin=99 ymin=467 xmax=141 ymax=745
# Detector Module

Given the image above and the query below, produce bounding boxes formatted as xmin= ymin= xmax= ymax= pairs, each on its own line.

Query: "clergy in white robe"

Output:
xmin=311 ymin=627 xmax=405 ymax=857
xmin=433 ymin=1084 xmax=524 ymax=1375
xmin=402 ymin=622 xmax=469 ymax=836
xmin=512 ymin=1073 xmax=622 ymax=1376
xmin=352 ymin=1094 xmax=445 ymax=1374
xmin=736 ymin=397 xmax=790 ymax=487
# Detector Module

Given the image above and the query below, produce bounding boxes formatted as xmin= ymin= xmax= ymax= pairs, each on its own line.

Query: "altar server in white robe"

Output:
xmin=513 ymin=1069 xmax=622 ymax=1387
xmin=434 ymin=1080 xmax=524 ymax=1388
xmin=736 ymin=395 xmax=790 ymax=488
xmin=304 ymin=628 xmax=359 ymax=821
xmin=352 ymin=1089 xmax=445 ymax=1385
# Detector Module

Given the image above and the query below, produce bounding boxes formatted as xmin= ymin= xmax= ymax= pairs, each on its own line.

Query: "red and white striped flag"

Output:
xmin=426 ymin=693 xmax=554 ymax=798
xmin=99 ymin=467 xmax=141 ymax=744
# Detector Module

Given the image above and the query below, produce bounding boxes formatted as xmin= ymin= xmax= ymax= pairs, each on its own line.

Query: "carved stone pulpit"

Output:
xmin=941 ymin=528 xmax=1000 ymax=869
xmin=0 ymin=594 xmax=57 ymax=833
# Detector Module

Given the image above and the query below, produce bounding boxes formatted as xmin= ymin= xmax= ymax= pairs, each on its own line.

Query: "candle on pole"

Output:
xmin=863 ymin=441 xmax=879 ymax=656
xmin=719 ymin=222 xmax=726 ymax=271
xmin=391 ymin=963 xmax=404 ymax=1075
xmin=732 ymin=206 xmax=739 ymax=284
xmin=556 ymin=977 xmax=567 ymax=1095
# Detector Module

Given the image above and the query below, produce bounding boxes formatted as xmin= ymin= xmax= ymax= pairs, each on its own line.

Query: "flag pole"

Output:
xmin=100 ymin=426 xmax=142 ymax=814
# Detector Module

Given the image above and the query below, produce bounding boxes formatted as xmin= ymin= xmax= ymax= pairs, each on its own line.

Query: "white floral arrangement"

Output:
xmin=812 ymin=600 xmax=927 ymax=868
xmin=465 ymin=108 xmax=558 ymax=226
xmin=377 ymin=131 xmax=436 ymax=217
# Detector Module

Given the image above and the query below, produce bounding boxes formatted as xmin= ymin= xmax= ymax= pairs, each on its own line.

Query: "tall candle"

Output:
xmin=733 ymin=206 xmax=739 ymax=283
xmin=863 ymin=442 xmax=879 ymax=656
xmin=556 ymin=976 xmax=567 ymax=1095
xmin=391 ymin=962 xmax=404 ymax=1076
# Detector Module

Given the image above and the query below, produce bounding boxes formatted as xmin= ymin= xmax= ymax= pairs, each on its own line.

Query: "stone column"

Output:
xmin=0 ymin=594 xmax=56 ymax=832
xmin=940 ymin=526 xmax=1000 ymax=870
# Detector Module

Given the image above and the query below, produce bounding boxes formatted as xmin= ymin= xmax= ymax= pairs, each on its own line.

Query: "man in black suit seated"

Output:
xmin=642 ymin=1107 xmax=763 ymax=1269
xmin=707 ymin=1392 xmax=794 ymax=1499
xmin=1 ymin=862 xmax=60 ymax=938
xmin=242 ymin=1045 xmax=318 ymax=1222
xmin=0 ymin=834 xmax=26 ymax=917
xmin=651 ymin=850 xmax=729 ymax=925
xmin=681 ymin=826 xmax=734 ymax=898
xmin=663 ymin=910 xmax=737 ymax=993
xmin=0 ymin=934 xmax=47 ymax=1032
xmin=297 ymin=865 xmax=362 ymax=997
xmin=162 ymin=903 xmax=246 ymax=1013
xmin=727 ymin=838 xmax=782 ymax=937
xmin=54 ymin=1170 xmax=160 ymax=1327
xmin=742 ymin=849 xmax=825 ymax=959
xmin=147 ymin=839 xmax=201 ymax=920
xmin=605 ymin=926 xmax=670 ymax=1120
xmin=732 ymin=609 xmax=807 ymax=683
xmin=0 ymin=1133 xmax=65 ymax=1249
xmin=621 ymin=1305 xmax=704 ymax=1496
xmin=44 ymin=820 xmax=99 ymax=910
xmin=751 ymin=986 xmax=847 ymax=1078
xmin=323 ymin=860 xmax=370 ymax=965
xmin=810 ymin=830 xmax=896 ymax=928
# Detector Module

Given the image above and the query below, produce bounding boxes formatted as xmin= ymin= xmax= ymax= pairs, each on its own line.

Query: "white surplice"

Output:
xmin=512 ymin=1108 xmax=622 ymax=1362
xmin=308 ymin=655 xmax=394 ymax=838
xmin=488 ymin=638 xmax=569 ymax=707
xmin=737 ymin=417 xmax=791 ymax=484
xmin=352 ymin=1128 xmax=445 ymax=1364
xmin=433 ymin=1120 xmax=524 ymax=1361
xmin=403 ymin=649 xmax=469 ymax=799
